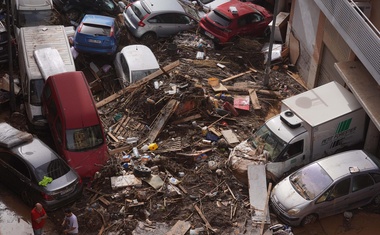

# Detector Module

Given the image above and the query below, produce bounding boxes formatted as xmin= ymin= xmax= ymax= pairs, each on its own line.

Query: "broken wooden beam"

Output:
xmin=248 ymin=89 xmax=261 ymax=110
xmin=194 ymin=204 xmax=216 ymax=233
xmin=96 ymin=60 xmax=180 ymax=108
xmin=221 ymin=68 xmax=257 ymax=83
xmin=166 ymin=220 xmax=191 ymax=235
xmin=224 ymin=86 xmax=281 ymax=97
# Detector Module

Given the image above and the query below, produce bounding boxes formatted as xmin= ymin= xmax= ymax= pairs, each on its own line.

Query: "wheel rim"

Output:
xmin=66 ymin=10 xmax=81 ymax=21
xmin=141 ymin=33 xmax=156 ymax=42
xmin=21 ymin=191 xmax=33 ymax=207
xmin=374 ymin=195 xmax=380 ymax=205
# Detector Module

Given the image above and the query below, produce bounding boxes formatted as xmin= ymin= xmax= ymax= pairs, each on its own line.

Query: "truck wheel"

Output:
xmin=301 ymin=214 xmax=317 ymax=226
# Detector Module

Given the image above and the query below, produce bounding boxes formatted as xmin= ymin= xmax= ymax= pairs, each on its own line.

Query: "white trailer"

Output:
xmin=229 ymin=81 xmax=367 ymax=183
xmin=18 ymin=25 xmax=75 ymax=130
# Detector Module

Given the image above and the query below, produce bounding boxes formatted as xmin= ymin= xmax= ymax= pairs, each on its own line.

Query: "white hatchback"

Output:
xmin=113 ymin=44 xmax=159 ymax=87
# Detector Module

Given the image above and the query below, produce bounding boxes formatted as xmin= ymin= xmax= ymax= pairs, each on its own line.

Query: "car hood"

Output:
xmin=42 ymin=170 xmax=78 ymax=192
xmin=271 ymin=177 xmax=309 ymax=210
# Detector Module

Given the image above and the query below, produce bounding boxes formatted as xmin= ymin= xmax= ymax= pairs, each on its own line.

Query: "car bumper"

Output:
xmin=198 ymin=26 xmax=230 ymax=44
xmin=74 ymin=44 xmax=117 ymax=55
xmin=42 ymin=184 xmax=84 ymax=212
xmin=270 ymin=200 xmax=301 ymax=226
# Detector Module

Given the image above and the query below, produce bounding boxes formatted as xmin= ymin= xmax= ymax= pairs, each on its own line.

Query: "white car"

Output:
xmin=270 ymin=150 xmax=380 ymax=226
xmin=113 ymin=44 xmax=159 ymax=87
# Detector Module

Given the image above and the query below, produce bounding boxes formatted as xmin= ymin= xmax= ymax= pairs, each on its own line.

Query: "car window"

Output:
xmin=66 ymin=125 xmax=104 ymax=151
xmin=281 ymin=140 xmax=303 ymax=161
xmin=208 ymin=10 xmax=232 ymax=27
xmin=370 ymin=173 xmax=380 ymax=183
xmin=55 ymin=117 xmax=63 ymax=143
xmin=0 ymin=152 xmax=31 ymax=180
xmin=30 ymin=79 xmax=45 ymax=106
xmin=81 ymin=24 xmax=111 ymax=36
xmin=316 ymin=178 xmax=350 ymax=203
xmin=120 ymin=55 xmax=130 ymax=80
xmin=150 ymin=14 xmax=189 ymax=24
xmin=352 ymin=174 xmax=374 ymax=192
xmin=35 ymin=158 xmax=71 ymax=182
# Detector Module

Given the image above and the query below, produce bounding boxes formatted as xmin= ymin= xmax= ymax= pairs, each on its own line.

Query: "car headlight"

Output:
xmin=287 ymin=208 xmax=300 ymax=215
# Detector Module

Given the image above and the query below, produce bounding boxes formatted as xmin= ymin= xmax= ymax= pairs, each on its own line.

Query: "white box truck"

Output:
xmin=228 ymin=81 xmax=367 ymax=183
xmin=18 ymin=25 xmax=75 ymax=131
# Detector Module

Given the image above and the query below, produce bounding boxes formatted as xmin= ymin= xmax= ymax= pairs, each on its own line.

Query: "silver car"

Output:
xmin=119 ymin=0 xmax=197 ymax=41
xmin=0 ymin=123 xmax=83 ymax=211
xmin=270 ymin=150 xmax=380 ymax=226
xmin=113 ymin=44 xmax=159 ymax=87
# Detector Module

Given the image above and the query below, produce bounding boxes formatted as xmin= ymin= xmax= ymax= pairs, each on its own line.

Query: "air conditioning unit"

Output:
xmin=354 ymin=1 xmax=371 ymax=18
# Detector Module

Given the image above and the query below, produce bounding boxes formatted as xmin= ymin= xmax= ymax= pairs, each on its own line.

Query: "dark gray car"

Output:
xmin=0 ymin=123 xmax=83 ymax=211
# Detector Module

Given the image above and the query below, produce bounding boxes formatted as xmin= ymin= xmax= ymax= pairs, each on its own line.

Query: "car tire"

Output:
xmin=133 ymin=165 xmax=151 ymax=178
xmin=373 ymin=194 xmax=380 ymax=205
xmin=140 ymin=32 xmax=157 ymax=44
xmin=301 ymin=214 xmax=317 ymax=226
xmin=21 ymin=190 xmax=34 ymax=208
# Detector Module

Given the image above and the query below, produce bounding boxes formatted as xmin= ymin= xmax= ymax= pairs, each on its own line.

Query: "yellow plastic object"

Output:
xmin=38 ymin=176 xmax=53 ymax=187
xmin=208 ymin=77 xmax=219 ymax=87
xmin=148 ymin=143 xmax=158 ymax=151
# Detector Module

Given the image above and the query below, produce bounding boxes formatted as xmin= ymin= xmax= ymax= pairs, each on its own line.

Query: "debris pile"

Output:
xmin=44 ymin=32 xmax=305 ymax=234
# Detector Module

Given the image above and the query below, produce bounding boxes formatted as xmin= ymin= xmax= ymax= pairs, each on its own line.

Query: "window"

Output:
xmin=66 ymin=125 xmax=104 ymax=151
xmin=0 ymin=153 xmax=31 ymax=180
xmin=316 ymin=178 xmax=350 ymax=203
xmin=283 ymin=140 xmax=304 ymax=160
xmin=121 ymin=55 xmax=130 ymax=81
xmin=370 ymin=173 xmax=380 ymax=183
xmin=352 ymin=174 xmax=374 ymax=192
xmin=55 ymin=117 xmax=63 ymax=144
xmin=30 ymin=79 xmax=45 ymax=106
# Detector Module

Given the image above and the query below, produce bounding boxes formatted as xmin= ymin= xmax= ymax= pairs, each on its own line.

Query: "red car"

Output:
xmin=199 ymin=0 xmax=272 ymax=45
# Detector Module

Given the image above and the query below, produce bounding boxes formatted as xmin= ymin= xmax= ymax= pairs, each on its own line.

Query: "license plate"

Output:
xmin=204 ymin=31 xmax=214 ymax=39
xmin=88 ymin=39 xmax=101 ymax=44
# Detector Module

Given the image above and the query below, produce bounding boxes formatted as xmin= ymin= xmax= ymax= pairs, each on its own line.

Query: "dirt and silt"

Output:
xmin=4 ymin=26 xmax=379 ymax=235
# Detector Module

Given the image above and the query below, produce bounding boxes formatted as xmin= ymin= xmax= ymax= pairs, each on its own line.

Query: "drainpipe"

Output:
xmin=6 ymin=0 xmax=16 ymax=112
xmin=263 ymin=0 xmax=279 ymax=87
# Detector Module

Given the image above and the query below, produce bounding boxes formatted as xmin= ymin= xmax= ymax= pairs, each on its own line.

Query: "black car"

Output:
xmin=0 ymin=123 xmax=83 ymax=211
xmin=53 ymin=0 xmax=121 ymax=22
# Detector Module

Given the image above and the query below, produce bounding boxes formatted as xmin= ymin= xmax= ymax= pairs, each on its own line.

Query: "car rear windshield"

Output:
xmin=132 ymin=1 xmax=149 ymax=20
xmin=132 ymin=69 xmax=158 ymax=83
xmin=81 ymin=24 xmax=111 ymax=36
xmin=66 ymin=125 xmax=104 ymax=151
xmin=208 ymin=10 xmax=231 ymax=27
xmin=35 ymin=158 xmax=71 ymax=182
xmin=289 ymin=163 xmax=333 ymax=200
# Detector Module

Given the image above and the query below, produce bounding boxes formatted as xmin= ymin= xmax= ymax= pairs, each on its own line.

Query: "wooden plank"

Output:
xmin=248 ymin=89 xmax=261 ymax=110
xmin=166 ymin=220 xmax=191 ymax=235
xmin=224 ymin=86 xmax=281 ymax=97
xmin=147 ymin=99 xmax=179 ymax=143
xmin=194 ymin=205 xmax=216 ymax=232
xmin=248 ymin=165 xmax=270 ymax=225
xmin=221 ymin=69 xmax=255 ymax=83
xmin=98 ymin=196 xmax=111 ymax=207
xmin=96 ymin=60 xmax=180 ymax=108
xmin=107 ymin=132 xmax=119 ymax=142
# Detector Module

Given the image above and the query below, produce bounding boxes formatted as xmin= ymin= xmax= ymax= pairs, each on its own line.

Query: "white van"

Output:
xmin=18 ymin=25 xmax=75 ymax=131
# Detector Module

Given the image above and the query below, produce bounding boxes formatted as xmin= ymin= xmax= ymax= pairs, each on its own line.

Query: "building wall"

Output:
xmin=289 ymin=0 xmax=320 ymax=88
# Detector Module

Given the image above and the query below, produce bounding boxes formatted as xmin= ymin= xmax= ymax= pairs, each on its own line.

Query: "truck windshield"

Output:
xmin=250 ymin=124 xmax=287 ymax=162
xmin=17 ymin=10 xmax=56 ymax=27
xmin=66 ymin=125 xmax=104 ymax=151
xmin=30 ymin=79 xmax=45 ymax=106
